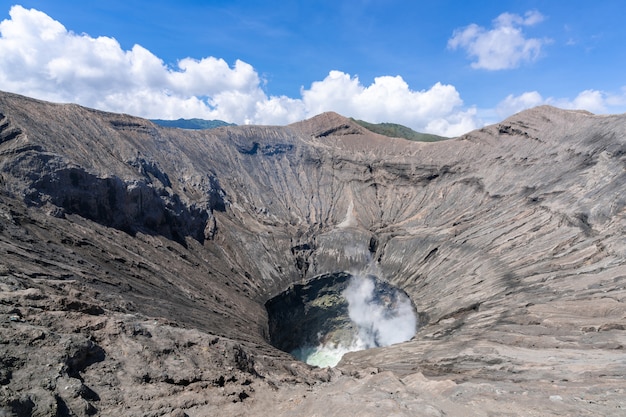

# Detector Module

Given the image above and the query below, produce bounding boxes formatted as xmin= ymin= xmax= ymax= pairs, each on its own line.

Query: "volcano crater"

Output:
xmin=1 ymin=95 xmax=625 ymax=416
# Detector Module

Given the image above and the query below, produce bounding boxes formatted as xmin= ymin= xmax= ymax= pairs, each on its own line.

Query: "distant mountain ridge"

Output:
xmin=352 ymin=118 xmax=449 ymax=141
xmin=151 ymin=118 xmax=236 ymax=129
xmin=151 ymin=116 xmax=446 ymax=141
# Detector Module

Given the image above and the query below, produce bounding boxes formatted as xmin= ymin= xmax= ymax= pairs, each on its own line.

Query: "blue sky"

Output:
xmin=1 ymin=1 xmax=625 ymax=135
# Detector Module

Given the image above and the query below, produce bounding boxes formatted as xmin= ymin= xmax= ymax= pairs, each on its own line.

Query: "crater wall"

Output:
xmin=1 ymin=92 xmax=625 ymax=416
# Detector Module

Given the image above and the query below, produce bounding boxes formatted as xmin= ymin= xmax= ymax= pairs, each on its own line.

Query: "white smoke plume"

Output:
xmin=343 ymin=275 xmax=417 ymax=349
xmin=294 ymin=274 xmax=417 ymax=368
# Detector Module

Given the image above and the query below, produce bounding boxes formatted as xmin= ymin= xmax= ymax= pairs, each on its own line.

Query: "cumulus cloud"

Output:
xmin=448 ymin=10 xmax=550 ymax=70
xmin=497 ymin=88 xmax=626 ymax=118
xmin=301 ymin=71 xmax=476 ymax=136
xmin=0 ymin=5 xmax=478 ymax=136
xmin=496 ymin=91 xmax=545 ymax=117
xmin=0 ymin=6 xmax=266 ymax=121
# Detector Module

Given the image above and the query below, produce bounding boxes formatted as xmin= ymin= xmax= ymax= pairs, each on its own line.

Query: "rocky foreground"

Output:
xmin=0 ymin=91 xmax=624 ymax=416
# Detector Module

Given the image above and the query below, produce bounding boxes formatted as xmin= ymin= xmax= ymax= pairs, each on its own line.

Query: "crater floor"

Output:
xmin=0 ymin=92 xmax=625 ymax=416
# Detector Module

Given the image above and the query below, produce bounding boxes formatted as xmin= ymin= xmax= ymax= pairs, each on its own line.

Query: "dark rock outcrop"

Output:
xmin=0 ymin=91 xmax=625 ymax=416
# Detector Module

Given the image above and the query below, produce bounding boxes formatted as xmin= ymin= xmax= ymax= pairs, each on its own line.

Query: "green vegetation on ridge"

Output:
xmin=352 ymin=118 xmax=449 ymax=142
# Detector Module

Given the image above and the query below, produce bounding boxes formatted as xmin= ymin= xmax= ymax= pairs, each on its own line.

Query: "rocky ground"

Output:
xmin=0 ymin=91 xmax=625 ymax=416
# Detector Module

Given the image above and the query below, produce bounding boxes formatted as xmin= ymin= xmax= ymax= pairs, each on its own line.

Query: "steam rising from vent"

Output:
xmin=290 ymin=274 xmax=418 ymax=368
xmin=265 ymin=271 xmax=418 ymax=368
xmin=344 ymin=275 xmax=417 ymax=349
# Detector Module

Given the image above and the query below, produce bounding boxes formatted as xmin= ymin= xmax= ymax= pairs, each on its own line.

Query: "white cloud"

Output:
xmin=0 ymin=5 xmax=479 ymax=136
xmin=424 ymin=108 xmax=479 ymax=138
xmin=554 ymin=89 xmax=626 ymax=114
xmin=448 ymin=10 xmax=549 ymax=70
xmin=0 ymin=5 xmax=264 ymax=120
xmin=495 ymin=10 xmax=544 ymax=27
xmin=301 ymin=71 xmax=476 ymax=136
xmin=496 ymin=88 xmax=626 ymax=118
xmin=496 ymin=91 xmax=545 ymax=118
xmin=566 ymin=90 xmax=606 ymax=113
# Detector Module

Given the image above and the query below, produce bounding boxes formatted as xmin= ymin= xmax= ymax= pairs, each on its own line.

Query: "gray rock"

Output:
xmin=0 ymin=91 xmax=625 ymax=416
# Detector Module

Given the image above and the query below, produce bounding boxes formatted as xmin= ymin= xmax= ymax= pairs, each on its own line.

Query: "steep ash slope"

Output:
xmin=0 ymin=91 xmax=625 ymax=416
